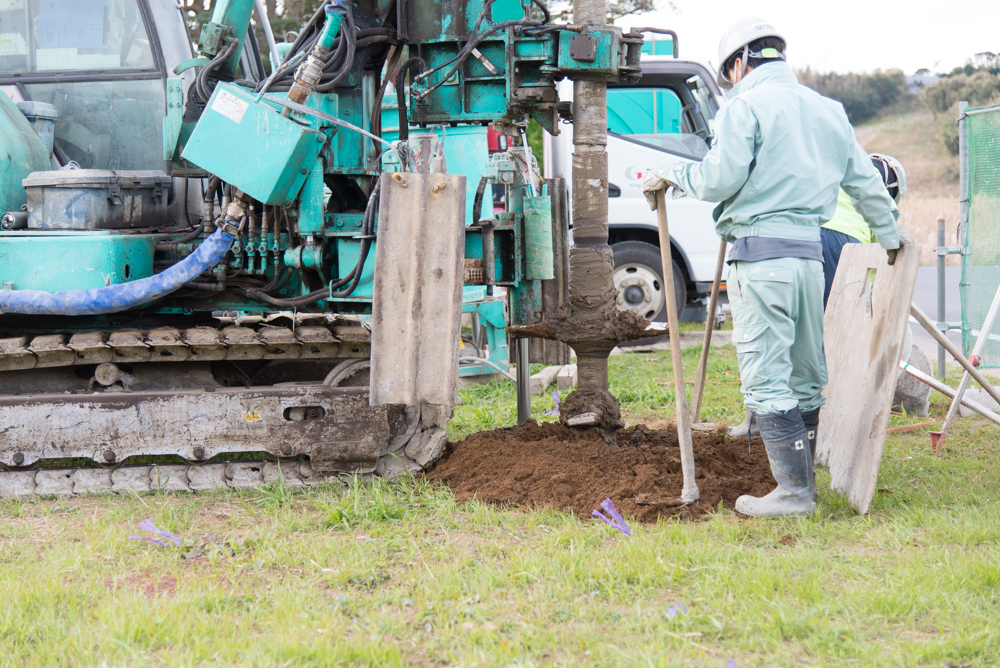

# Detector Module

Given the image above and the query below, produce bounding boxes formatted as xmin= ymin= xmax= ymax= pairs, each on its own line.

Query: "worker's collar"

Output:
xmin=725 ymin=61 xmax=798 ymax=100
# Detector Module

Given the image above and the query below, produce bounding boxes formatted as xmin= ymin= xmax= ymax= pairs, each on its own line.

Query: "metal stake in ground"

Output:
xmin=931 ymin=281 xmax=1000 ymax=448
xmin=655 ymin=189 xmax=699 ymax=503
xmin=690 ymin=238 xmax=727 ymax=423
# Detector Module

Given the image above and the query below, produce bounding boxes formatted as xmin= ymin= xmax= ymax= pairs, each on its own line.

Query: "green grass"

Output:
xmin=0 ymin=342 xmax=997 ymax=666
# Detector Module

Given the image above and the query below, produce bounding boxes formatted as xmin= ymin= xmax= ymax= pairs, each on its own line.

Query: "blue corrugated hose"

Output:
xmin=0 ymin=229 xmax=233 ymax=316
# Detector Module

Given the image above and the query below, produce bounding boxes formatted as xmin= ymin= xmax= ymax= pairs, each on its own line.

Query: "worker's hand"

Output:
xmin=886 ymin=224 xmax=915 ymax=266
xmin=642 ymin=171 xmax=675 ymax=211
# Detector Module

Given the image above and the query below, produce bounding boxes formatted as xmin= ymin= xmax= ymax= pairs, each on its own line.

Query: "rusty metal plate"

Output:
xmin=370 ymin=172 xmax=465 ymax=407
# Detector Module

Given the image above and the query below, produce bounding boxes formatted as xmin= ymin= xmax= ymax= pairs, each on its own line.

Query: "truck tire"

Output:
xmin=612 ymin=240 xmax=686 ymax=346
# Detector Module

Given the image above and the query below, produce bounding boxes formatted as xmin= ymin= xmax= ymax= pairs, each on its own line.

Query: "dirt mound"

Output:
xmin=426 ymin=421 xmax=776 ymax=522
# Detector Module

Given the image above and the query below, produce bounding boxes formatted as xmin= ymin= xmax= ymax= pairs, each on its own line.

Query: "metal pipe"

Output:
xmin=936 ymin=282 xmax=1000 ymax=445
xmin=567 ymin=0 xmax=613 ymax=398
xmin=911 ymin=303 xmax=1000 ymax=408
xmin=900 ymin=361 xmax=1000 ymax=426
xmin=937 ymin=216 xmax=946 ymax=379
xmin=516 ymin=338 xmax=531 ymax=425
xmin=254 ymin=0 xmax=281 ymax=71
xmin=959 ymin=101 xmax=969 ymax=247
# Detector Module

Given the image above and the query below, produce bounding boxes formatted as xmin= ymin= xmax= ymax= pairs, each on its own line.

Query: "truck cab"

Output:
xmin=545 ymin=52 xmax=729 ymax=333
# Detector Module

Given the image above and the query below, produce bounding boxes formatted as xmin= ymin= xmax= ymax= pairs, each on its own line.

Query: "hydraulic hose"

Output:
xmin=0 ymin=229 xmax=233 ymax=316
xmin=395 ymin=56 xmax=426 ymax=142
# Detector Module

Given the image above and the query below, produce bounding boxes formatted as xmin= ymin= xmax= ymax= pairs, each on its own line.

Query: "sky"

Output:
xmin=613 ymin=0 xmax=996 ymax=75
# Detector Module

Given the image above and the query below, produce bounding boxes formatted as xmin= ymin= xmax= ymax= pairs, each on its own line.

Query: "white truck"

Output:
xmin=545 ymin=54 xmax=729 ymax=333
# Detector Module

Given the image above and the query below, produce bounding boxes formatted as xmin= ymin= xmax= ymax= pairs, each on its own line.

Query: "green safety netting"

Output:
xmin=961 ymin=103 xmax=1000 ymax=367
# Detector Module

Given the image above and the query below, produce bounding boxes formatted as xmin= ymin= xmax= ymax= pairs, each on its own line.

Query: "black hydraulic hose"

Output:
xmin=472 ymin=176 xmax=488 ymax=224
xmin=414 ymin=19 xmax=541 ymax=102
xmin=414 ymin=0 xmax=496 ymax=84
xmin=314 ymin=10 xmax=356 ymax=92
xmin=395 ymin=56 xmax=426 ymax=142
xmin=245 ymin=180 xmax=379 ymax=308
xmin=156 ymin=222 xmax=206 ymax=251
xmin=370 ymin=46 xmax=403 ymax=140
xmin=196 ymin=41 xmax=236 ymax=103
xmin=530 ymin=0 xmax=550 ymax=23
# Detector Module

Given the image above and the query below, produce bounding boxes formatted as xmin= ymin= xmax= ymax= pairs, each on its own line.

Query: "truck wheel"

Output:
xmin=612 ymin=241 xmax=687 ymax=346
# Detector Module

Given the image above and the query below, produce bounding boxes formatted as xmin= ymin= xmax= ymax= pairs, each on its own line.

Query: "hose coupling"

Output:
xmin=219 ymin=199 xmax=248 ymax=236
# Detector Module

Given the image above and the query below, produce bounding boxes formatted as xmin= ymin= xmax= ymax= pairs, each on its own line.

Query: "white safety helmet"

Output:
xmin=869 ymin=153 xmax=907 ymax=204
xmin=717 ymin=16 xmax=786 ymax=87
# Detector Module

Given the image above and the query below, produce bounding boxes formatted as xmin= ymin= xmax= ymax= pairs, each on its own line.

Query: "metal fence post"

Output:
xmin=937 ymin=217 xmax=947 ymax=379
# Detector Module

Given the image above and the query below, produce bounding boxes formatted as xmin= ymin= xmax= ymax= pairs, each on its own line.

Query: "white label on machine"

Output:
xmin=211 ymin=89 xmax=249 ymax=124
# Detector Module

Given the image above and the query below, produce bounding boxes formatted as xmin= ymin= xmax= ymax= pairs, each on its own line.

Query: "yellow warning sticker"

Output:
xmin=242 ymin=411 xmax=261 ymax=422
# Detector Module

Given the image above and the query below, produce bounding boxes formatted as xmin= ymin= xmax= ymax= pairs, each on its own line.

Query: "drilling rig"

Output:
xmin=0 ymin=0 xmax=649 ymax=497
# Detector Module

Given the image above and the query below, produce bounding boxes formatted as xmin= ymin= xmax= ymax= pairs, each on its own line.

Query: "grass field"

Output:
xmin=1 ymin=343 xmax=998 ymax=667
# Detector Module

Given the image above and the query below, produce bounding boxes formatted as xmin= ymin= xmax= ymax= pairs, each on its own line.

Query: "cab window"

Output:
xmin=0 ymin=0 xmax=156 ymax=74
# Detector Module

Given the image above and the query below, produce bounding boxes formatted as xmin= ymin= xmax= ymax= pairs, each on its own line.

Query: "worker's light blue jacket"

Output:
xmin=661 ymin=61 xmax=899 ymax=249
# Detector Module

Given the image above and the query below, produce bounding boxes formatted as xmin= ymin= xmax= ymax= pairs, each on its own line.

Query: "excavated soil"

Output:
xmin=426 ymin=421 xmax=775 ymax=522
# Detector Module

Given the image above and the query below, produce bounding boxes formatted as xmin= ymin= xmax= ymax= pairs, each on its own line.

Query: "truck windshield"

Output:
xmin=0 ymin=0 xmax=156 ymax=74
xmin=607 ymin=86 xmax=709 ymax=161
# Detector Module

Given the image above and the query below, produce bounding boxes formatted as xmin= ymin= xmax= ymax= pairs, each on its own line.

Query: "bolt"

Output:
xmin=103 ymin=449 xmax=116 ymax=463
xmin=193 ymin=447 xmax=205 ymax=460
xmin=280 ymin=444 xmax=292 ymax=456
xmin=13 ymin=452 xmax=24 ymax=465
xmin=301 ymin=168 xmax=308 ymax=174
xmin=307 ymin=407 xmax=321 ymax=419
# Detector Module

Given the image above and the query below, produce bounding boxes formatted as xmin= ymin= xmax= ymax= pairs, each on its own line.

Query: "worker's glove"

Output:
xmin=886 ymin=224 xmax=915 ymax=266
xmin=642 ymin=171 xmax=676 ymax=211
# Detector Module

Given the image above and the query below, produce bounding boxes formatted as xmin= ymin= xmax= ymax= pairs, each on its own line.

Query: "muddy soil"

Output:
xmin=426 ymin=421 xmax=775 ymax=522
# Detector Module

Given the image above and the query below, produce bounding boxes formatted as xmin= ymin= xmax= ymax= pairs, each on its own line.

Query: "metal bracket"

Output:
xmin=569 ymin=34 xmax=597 ymax=62
xmin=107 ymin=177 xmax=123 ymax=205
xmin=936 ymin=246 xmax=963 ymax=256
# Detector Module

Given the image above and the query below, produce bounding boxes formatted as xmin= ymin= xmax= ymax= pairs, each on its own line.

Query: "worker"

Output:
xmin=642 ymin=17 xmax=909 ymax=517
xmin=730 ymin=152 xmax=908 ymax=439
xmin=821 ymin=153 xmax=908 ymax=307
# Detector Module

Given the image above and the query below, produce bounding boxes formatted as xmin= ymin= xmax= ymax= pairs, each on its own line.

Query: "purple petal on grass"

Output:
xmin=600 ymin=498 xmax=632 ymax=535
xmin=727 ymin=660 xmax=737 ymax=668
xmin=129 ymin=536 xmax=169 ymax=547
xmin=138 ymin=519 xmax=181 ymax=546
xmin=591 ymin=498 xmax=631 ymax=536
xmin=544 ymin=391 xmax=561 ymax=417
xmin=666 ymin=606 xmax=677 ymax=619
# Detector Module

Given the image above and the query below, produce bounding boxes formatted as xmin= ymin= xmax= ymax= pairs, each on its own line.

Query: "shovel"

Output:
xmin=655 ymin=189 xmax=699 ymax=504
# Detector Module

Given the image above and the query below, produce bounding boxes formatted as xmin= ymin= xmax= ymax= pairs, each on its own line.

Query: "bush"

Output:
xmin=797 ymin=68 xmax=906 ymax=124
xmin=923 ymin=71 xmax=1000 ymax=115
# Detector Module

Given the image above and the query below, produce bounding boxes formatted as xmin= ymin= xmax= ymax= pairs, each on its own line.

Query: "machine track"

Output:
xmin=0 ymin=461 xmax=341 ymax=498
xmin=0 ymin=314 xmax=372 ymax=371
xmin=0 ymin=316 xmax=452 ymax=498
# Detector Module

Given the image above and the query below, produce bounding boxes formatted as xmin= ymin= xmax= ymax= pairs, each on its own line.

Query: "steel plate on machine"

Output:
xmin=816 ymin=242 xmax=920 ymax=514
xmin=369 ymin=172 xmax=466 ymax=406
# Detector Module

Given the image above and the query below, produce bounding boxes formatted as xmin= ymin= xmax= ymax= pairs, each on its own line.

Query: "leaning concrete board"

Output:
xmin=370 ymin=172 xmax=466 ymax=407
xmin=816 ymin=242 xmax=920 ymax=514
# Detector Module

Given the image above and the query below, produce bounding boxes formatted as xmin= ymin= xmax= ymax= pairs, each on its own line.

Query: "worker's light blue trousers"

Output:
xmin=727 ymin=257 xmax=827 ymax=415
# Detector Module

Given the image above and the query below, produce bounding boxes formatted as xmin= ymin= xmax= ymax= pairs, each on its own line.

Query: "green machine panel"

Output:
xmin=182 ymin=83 xmax=326 ymax=206
xmin=0 ymin=233 xmax=156 ymax=292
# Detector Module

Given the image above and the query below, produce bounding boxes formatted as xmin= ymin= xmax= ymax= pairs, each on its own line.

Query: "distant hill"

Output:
xmin=854 ymin=97 xmax=959 ymax=265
